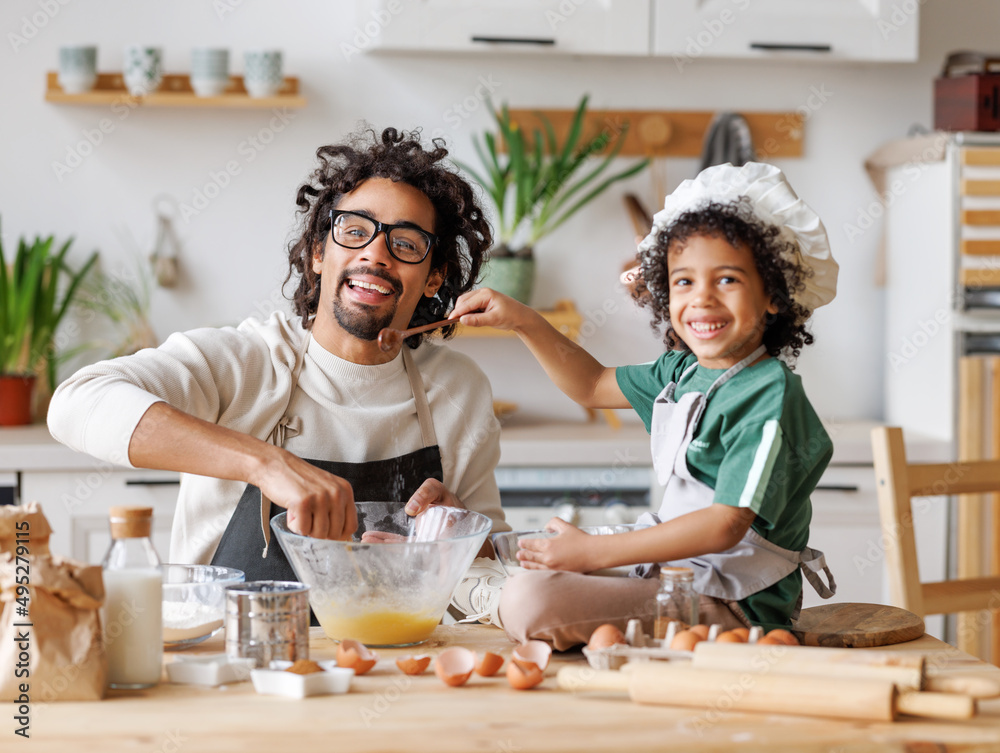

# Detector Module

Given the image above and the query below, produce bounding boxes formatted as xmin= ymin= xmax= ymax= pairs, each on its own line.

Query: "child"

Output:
xmin=449 ymin=162 xmax=839 ymax=649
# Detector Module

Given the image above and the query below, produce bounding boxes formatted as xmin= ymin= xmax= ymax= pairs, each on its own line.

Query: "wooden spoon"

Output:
xmin=377 ymin=318 xmax=454 ymax=352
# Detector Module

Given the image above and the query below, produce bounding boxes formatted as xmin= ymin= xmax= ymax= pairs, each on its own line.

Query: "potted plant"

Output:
xmin=0 ymin=224 xmax=98 ymax=425
xmin=461 ymin=94 xmax=649 ymax=304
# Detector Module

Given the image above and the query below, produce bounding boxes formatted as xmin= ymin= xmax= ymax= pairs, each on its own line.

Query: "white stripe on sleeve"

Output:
xmin=738 ymin=419 xmax=783 ymax=509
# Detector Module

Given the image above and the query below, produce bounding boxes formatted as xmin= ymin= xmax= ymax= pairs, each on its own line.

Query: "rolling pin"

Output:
xmin=690 ymin=642 xmax=1000 ymax=698
xmin=557 ymin=664 xmax=977 ymax=722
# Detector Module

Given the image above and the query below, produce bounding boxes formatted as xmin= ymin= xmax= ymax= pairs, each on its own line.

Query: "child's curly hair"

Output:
xmin=634 ymin=199 xmax=814 ymax=363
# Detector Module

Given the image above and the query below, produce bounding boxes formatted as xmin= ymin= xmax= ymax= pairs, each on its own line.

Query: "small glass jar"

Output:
xmin=653 ymin=566 xmax=698 ymax=640
xmin=101 ymin=506 xmax=162 ymax=689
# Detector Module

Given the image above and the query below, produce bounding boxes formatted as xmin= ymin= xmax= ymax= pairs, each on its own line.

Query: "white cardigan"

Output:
xmin=47 ymin=312 xmax=508 ymax=563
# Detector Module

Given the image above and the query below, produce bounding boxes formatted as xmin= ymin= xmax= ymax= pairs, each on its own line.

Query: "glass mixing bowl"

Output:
xmin=491 ymin=524 xmax=648 ymax=577
xmin=162 ymin=564 xmax=245 ymax=648
xmin=270 ymin=503 xmax=491 ymax=647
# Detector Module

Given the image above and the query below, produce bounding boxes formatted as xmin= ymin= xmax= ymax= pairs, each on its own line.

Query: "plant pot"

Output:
xmin=0 ymin=374 xmax=36 ymax=426
xmin=480 ymin=256 xmax=536 ymax=305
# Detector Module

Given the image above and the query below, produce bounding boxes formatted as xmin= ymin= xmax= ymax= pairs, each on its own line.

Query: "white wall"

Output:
xmin=2 ymin=0 xmax=998 ymax=425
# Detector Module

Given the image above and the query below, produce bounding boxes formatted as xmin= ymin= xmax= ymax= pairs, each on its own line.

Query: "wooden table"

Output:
xmin=20 ymin=626 xmax=1000 ymax=752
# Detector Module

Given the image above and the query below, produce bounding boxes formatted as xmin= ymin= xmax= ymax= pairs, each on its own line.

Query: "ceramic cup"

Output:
xmin=190 ymin=47 xmax=230 ymax=97
xmin=58 ymin=45 xmax=98 ymax=94
xmin=243 ymin=49 xmax=283 ymax=98
xmin=123 ymin=46 xmax=163 ymax=97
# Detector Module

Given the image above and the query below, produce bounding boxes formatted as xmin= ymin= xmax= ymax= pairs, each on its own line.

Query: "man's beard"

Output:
xmin=332 ymin=267 xmax=402 ymax=341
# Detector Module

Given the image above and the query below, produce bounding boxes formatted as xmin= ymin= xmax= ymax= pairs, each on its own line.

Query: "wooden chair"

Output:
xmin=871 ymin=426 xmax=1000 ymax=657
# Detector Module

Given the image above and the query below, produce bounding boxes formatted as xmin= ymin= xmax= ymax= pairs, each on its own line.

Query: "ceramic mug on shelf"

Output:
xmin=58 ymin=45 xmax=97 ymax=94
xmin=243 ymin=49 xmax=283 ymax=98
xmin=190 ymin=47 xmax=230 ymax=97
xmin=123 ymin=46 xmax=163 ymax=97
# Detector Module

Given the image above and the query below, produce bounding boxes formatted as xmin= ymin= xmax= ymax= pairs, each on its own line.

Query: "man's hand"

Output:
xmin=257 ymin=450 xmax=358 ymax=540
xmin=516 ymin=518 xmax=594 ymax=572
xmin=404 ymin=478 xmax=464 ymax=516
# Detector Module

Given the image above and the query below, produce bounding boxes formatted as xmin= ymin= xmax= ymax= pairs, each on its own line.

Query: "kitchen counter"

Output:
xmin=0 ymin=418 xmax=951 ymax=473
xmin=20 ymin=625 xmax=1000 ymax=752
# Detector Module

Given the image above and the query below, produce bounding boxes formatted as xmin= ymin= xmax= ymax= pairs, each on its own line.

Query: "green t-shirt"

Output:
xmin=617 ymin=351 xmax=833 ymax=628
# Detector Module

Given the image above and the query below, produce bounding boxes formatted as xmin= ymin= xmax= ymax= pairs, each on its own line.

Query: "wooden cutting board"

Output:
xmin=791 ymin=603 xmax=925 ymax=648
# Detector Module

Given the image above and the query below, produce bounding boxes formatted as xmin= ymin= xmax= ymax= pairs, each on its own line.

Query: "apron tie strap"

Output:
xmin=259 ymin=334 xmax=311 ymax=558
xmin=798 ymin=546 xmax=837 ymax=599
xmin=402 ymin=348 xmax=438 ymax=449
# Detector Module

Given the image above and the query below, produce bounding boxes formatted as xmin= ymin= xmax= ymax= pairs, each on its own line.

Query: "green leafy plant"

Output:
xmin=78 ymin=255 xmax=158 ymax=358
xmin=461 ymin=95 xmax=650 ymax=257
xmin=0 ymin=222 xmax=98 ymax=392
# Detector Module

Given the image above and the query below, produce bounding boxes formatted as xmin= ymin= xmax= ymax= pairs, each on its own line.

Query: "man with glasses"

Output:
xmin=48 ymin=128 xmax=509 ymax=586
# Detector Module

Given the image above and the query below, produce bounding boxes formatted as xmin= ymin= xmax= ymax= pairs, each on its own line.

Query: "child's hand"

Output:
xmin=449 ymin=288 xmax=534 ymax=333
xmin=516 ymin=518 xmax=593 ymax=572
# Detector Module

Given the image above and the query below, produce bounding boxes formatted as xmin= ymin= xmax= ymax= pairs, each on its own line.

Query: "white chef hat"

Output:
xmin=636 ymin=162 xmax=838 ymax=321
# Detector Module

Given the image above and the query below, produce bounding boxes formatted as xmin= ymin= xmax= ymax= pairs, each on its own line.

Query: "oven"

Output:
xmin=495 ymin=465 xmax=659 ymax=531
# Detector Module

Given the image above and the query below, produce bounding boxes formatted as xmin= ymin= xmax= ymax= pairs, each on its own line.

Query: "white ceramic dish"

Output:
xmin=165 ymin=654 xmax=255 ymax=686
xmin=251 ymin=660 xmax=354 ymax=698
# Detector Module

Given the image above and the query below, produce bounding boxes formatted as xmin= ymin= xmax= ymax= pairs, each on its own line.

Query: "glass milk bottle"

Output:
xmin=101 ymin=506 xmax=162 ymax=689
xmin=653 ymin=566 xmax=698 ymax=640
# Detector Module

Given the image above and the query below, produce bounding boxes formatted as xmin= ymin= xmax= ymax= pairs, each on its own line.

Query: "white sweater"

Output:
xmin=47 ymin=312 xmax=509 ymax=563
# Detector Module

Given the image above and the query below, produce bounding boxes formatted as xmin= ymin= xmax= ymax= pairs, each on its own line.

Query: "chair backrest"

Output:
xmin=871 ymin=426 xmax=1000 ymax=618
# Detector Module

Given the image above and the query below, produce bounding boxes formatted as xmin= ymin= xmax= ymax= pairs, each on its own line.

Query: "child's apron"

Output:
xmin=634 ymin=345 xmax=835 ymax=616
xmin=210 ymin=342 xmax=444 ymax=590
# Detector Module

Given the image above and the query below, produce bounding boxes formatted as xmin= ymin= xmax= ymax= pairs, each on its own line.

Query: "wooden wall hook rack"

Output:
xmin=504 ymin=108 xmax=804 ymax=159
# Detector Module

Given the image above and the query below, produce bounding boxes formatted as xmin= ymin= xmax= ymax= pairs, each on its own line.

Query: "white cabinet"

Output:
xmin=883 ymin=134 xmax=1000 ymax=442
xmin=652 ymin=0 xmax=919 ymax=62
xmin=20 ymin=470 xmax=179 ymax=565
xmin=358 ymin=0 xmax=652 ymax=56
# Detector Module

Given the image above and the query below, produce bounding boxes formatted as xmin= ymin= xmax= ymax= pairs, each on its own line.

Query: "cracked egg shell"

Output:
xmin=336 ymin=639 xmax=378 ymax=675
xmin=587 ymin=624 xmax=626 ymax=651
xmin=434 ymin=647 xmax=475 ymax=687
xmin=512 ymin=640 xmax=552 ymax=671
xmin=475 ymin=651 xmax=504 ymax=677
xmin=506 ymin=657 xmax=545 ymax=690
xmin=395 ymin=654 xmax=431 ymax=675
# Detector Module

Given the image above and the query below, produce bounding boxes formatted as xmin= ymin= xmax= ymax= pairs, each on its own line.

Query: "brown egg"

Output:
xmin=670 ymin=629 xmax=703 ymax=652
xmin=475 ymin=651 xmax=504 ymax=677
xmin=755 ymin=634 xmax=785 ymax=646
xmin=587 ymin=624 xmax=626 ymax=651
xmin=434 ymin=647 xmax=476 ymax=687
xmin=688 ymin=624 xmax=711 ymax=640
xmin=336 ymin=639 xmax=378 ymax=675
xmin=726 ymin=627 xmax=751 ymax=642
xmin=715 ymin=630 xmax=748 ymax=643
xmin=395 ymin=654 xmax=431 ymax=675
xmin=764 ymin=629 xmax=800 ymax=646
xmin=506 ymin=657 xmax=545 ymax=690
xmin=512 ymin=640 xmax=552 ymax=671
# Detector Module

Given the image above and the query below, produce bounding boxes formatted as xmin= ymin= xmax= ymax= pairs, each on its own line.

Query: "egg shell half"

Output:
xmin=435 ymin=647 xmax=476 ymax=687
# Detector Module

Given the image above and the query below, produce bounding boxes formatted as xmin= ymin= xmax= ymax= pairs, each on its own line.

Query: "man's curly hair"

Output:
xmin=284 ymin=127 xmax=491 ymax=347
xmin=635 ymin=199 xmax=814 ymax=363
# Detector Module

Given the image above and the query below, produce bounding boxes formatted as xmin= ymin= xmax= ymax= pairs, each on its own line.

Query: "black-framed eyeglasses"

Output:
xmin=329 ymin=209 xmax=437 ymax=265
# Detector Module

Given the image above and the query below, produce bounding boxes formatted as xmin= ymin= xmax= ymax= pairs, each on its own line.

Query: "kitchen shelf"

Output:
xmin=44 ymin=71 xmax=307 ymax=108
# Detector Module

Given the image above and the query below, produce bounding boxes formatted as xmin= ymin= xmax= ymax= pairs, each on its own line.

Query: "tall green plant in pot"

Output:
xmin=461 ymin=95 xmax=649 ymax=304
xmin=0 ymin=224 xmax=98 ymax=425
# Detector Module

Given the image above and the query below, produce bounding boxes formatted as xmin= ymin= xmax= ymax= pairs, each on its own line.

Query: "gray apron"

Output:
xmin=634 ymin=345 xmax=835 ymax=617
